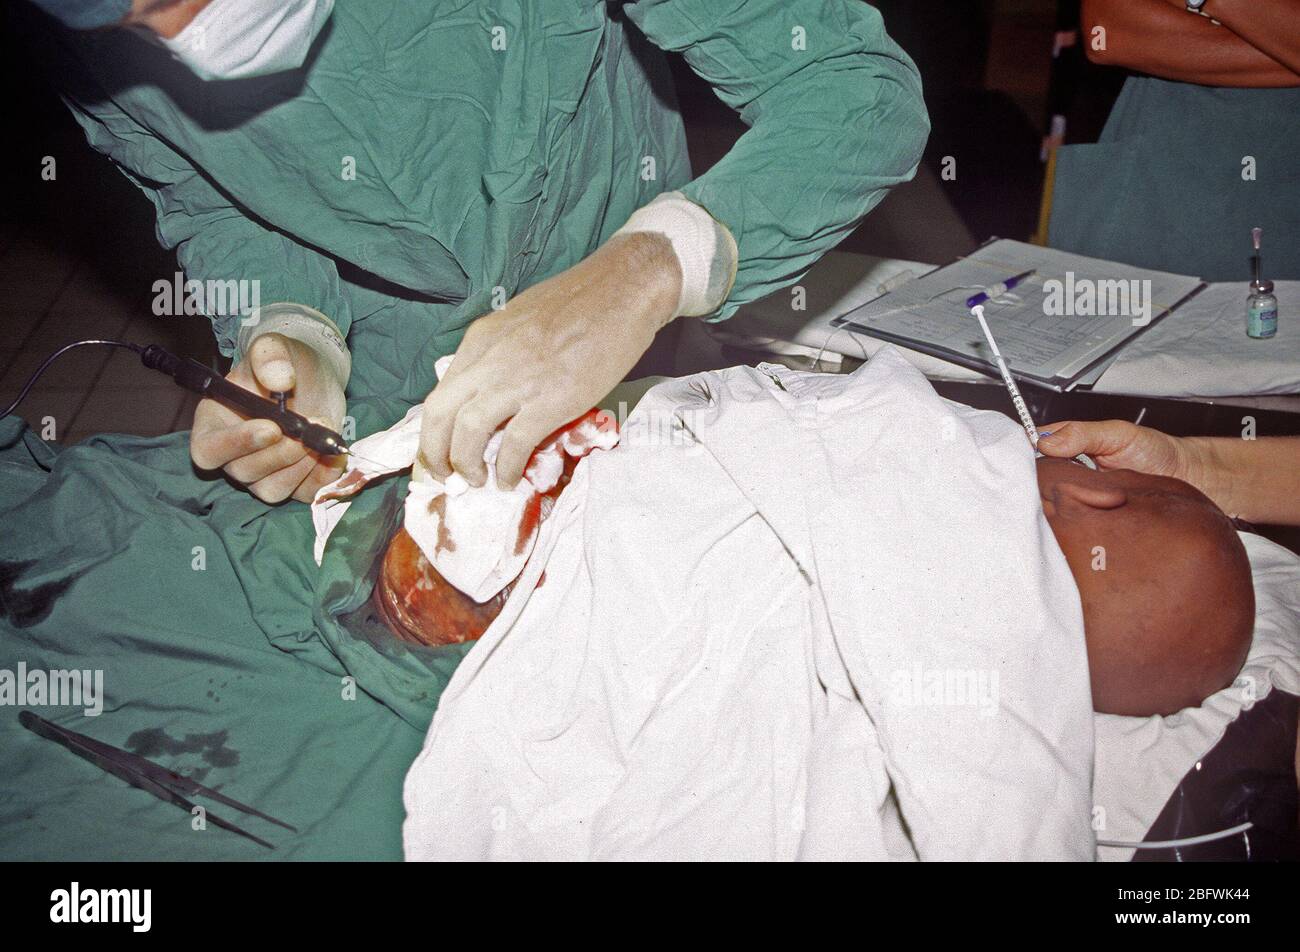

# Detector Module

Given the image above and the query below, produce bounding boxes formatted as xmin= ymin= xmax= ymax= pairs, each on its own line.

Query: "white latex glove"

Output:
xmin=419 ymin=231 xmax=683 ymax=489
xmin=190 ymin=333 xmax=347 ymax=503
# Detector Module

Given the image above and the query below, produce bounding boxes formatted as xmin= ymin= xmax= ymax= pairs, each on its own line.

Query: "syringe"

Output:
xmin=970 ymin=305 xmax=1096 ymax=469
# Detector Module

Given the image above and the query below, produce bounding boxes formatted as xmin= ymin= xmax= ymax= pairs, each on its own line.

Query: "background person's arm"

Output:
xmin=1082 ymin=0 xmax=1300 ymax=86
xmin=1038 ymin=421 xmax=1300 ymax=526
xmin=1166 ymin=0 xmax=1300 ymax=76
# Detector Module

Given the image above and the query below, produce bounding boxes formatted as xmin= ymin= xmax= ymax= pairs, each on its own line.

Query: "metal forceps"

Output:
xmin=19 ymin=711 xmax=296 ymax=850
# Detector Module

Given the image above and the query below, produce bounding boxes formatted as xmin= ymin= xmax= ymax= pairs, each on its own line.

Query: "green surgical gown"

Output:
xmin=0 ymin=0 xmax=926 ymax=860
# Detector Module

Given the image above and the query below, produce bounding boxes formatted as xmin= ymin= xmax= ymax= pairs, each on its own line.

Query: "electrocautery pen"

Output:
xmin=138 ymin=345 xmax=354 ymax=457
xmin=3 ymin=338 xmax=370 ymax=460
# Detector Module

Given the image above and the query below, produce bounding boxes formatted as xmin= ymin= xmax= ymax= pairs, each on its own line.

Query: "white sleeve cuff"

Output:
xmin=613 ymin=191 xmax=738 ymax=317
xmin=236 ymin=302 xmax=351 ymax=389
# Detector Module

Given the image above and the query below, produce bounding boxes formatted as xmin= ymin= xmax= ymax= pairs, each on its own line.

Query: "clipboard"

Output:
xmin=830 ymin=238 xmax=1208 ymax=391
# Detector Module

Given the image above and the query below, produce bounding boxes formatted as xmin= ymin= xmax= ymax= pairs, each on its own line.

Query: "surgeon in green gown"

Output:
xmin=0 ymin=0 xmax=927 ymax=859
xmin=1052 ymin=0 xmax=1300 ymax=281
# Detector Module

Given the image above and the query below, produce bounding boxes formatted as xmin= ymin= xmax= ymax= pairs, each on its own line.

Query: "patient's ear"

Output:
xmin=1053 ymin=476 xmax=1128 ymax=513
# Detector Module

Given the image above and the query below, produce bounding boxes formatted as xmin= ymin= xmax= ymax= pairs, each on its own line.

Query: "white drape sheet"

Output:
xmin=403 ymin=347 xmax=1097 ymax=860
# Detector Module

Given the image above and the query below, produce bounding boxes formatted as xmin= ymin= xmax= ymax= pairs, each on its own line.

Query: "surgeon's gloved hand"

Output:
xmin=419 ymin=231 xmax=685 ymax=489
xmin=190 ymin=333 xmax=348 ymax=504
xmin=1037 ymin=420 xmax=1189 ymax=479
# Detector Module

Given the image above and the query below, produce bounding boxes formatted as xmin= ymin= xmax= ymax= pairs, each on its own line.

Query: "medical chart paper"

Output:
xmin=831 ymin=239 xmax=1205 ymax=390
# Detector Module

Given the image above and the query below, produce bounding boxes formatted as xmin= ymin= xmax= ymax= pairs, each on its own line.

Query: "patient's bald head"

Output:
xmin=1037 ymin=458 xmax=1254 ymax=717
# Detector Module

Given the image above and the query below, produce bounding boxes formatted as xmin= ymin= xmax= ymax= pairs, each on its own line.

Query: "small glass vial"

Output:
xmin=1247 ymin=280 xmax=1278 ymax=339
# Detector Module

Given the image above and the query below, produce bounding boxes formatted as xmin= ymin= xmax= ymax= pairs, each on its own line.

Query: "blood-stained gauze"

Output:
xmin=312 ymin=404 xmax=617 ymax=646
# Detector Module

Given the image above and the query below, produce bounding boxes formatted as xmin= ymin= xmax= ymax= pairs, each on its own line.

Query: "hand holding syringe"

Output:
xmin=970 ymin=304 xmax=1095 ymax=468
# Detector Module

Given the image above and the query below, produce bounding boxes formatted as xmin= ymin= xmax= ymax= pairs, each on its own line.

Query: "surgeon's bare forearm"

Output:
xmin=1181 ymin=436 xmax=1300 ymax=526
xmin=1082 ymin=0 xmax=1300 ymax=86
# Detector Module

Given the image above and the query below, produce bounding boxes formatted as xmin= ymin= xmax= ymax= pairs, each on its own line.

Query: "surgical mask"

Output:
xmin=162 ymin=0 xmax=335 ymax=81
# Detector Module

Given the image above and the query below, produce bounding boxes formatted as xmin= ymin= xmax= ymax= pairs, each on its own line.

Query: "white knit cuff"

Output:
xmin=236 ymin=302 xmax=351 ymax=389
xmin=614 ymin=191 xmax=738 ymax=317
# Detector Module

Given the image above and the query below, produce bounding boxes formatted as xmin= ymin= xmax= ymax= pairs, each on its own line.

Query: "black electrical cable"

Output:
xmin=1 ymin=337 xmax=353 ymax=457
xmin=1 ymin=339 xmax=144 ymax=419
